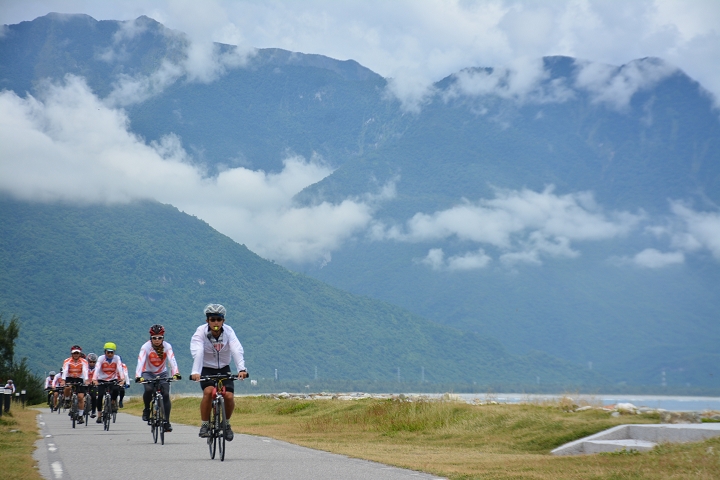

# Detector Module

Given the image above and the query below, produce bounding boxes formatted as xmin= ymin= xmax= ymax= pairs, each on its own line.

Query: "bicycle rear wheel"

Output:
xmin=83 ymin=399 xmax=90 ymax=427
xmin=103 ymin=394 xmax=111 ymax=431
xmin=71 ymin=394 xmax=78 ymax=428
xmin=57 ymin=395 xmax=64 ymax=414
xmin=217 ymin=396 xmax=226 ymax=461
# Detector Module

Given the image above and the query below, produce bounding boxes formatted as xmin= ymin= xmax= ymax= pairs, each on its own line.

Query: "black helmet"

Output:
xmin=149 ymin=324 xmax=165 ymax=336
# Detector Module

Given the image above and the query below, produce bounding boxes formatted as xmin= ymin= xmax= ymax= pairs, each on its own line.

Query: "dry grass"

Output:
xmin=122 ymin=395 xmax=720 ymax=479
xmin=0 ymin=407 xmax=42 ymax=480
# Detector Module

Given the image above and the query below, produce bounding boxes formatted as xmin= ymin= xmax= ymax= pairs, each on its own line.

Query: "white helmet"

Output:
xmin=204 ymin=303 xmax=226 ymax=318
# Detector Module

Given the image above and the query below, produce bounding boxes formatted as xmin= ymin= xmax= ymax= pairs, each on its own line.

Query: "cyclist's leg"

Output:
xmin=119 ymin=385 xmax=125 ymax=407
xmin=142 ymin=382 xmax=154 ymax=411
xmin=110 ymin=383 xmax=120 ymax=404
xmin=97 ymin=383 xmax=107 ymax=416
xmin=222 ymin=391 xmax=235 ymax=420
xmin=200 ymin=385 xmax=214 ymax=421
xmin=160 ymin=380 xmax=171 ymax=422
xmin=88 ymin=388 xmax=97 ymax=415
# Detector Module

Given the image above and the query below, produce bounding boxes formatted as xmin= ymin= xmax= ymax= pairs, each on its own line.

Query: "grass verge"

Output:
xmin=0 ymin=407 xmax=42 ymax=480
xmin=122 ymin=395 xmax=720 ymax=479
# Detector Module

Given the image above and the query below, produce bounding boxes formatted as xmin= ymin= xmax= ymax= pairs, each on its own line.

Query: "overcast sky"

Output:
xmin=1 ymin=0 xmax=720 ymax=269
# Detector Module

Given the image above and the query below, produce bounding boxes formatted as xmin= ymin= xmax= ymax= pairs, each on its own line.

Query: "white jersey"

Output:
xmin=44 ymin=376 xmax=56 ymax=389
xmin=136 ymin=341 xmax=179 ymax=377
xmin=190 ymin=323 xmax=245 ymax=375
xmin=93 ymin=354 xmax=124 ymax=382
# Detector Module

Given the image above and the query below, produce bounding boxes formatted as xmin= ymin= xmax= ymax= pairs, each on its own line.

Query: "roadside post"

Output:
xmin=2 ymin=387 xmax=10 ymax=414
xmin=21 ymin=390 xmax=26 ymax=408
xmin=0 ymin=387 xmax=4 ymax=416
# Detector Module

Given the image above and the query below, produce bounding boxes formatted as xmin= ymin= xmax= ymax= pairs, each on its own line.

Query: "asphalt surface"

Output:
xmin=33 ymin=408 xmax=445 ymax=480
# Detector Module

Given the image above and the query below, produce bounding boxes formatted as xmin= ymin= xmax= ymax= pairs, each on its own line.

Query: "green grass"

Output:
xmin=124 ymin=395 xmax=720 ymax=479
xmin=0 ymin=408 xmax=42 ymax=480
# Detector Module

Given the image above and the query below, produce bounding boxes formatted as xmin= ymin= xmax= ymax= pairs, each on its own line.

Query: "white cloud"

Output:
xmin=3 ymin=1 xmax=718 ymax=110
xmin=418 ymin=248 xmax=492 ymax=271
xmin=444 ymin=57 xmax=575 ymax=105
xmin=629 ymin=248 xmax=685 ymax=268
xmin=574 ymin=57 xmax=678 ymax=110
xmin=669 ymin=202 xmax=720 ymax=260
xmin=0 ymin=75 xmax=382 ymax=265
xmin=100 ymin=16 xmax=255 ymax=107
xmin=380 ymin=186 xmax=642 ymax=269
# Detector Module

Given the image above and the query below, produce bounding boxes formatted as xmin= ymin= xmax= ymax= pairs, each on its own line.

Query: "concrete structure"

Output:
xmin=551 ymin=423 xmax=720 ymax=455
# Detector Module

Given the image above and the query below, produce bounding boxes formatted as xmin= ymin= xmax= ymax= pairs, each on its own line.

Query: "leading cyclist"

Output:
xmin=189 ymin=304 xmax=248 ymax=441
xmin=135 ymin=324 xmax=181 ymax=433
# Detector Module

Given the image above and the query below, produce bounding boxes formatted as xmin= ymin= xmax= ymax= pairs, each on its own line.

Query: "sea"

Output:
xmin=419 ymin=393 xmax=720 ymax=412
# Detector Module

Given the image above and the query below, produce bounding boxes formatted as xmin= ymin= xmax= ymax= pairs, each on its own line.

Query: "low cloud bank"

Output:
xmin=0 ymin=75 xmax=378 ymax=265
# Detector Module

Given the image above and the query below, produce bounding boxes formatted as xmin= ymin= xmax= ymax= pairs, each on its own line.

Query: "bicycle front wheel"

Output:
xmin=208 ymin=403 xmax=217 ymax=459
xmin=157 ymin=395 xmax=165 ymax=445
xmin=151 ymin=399 xmax=159 ymax=443
xmin=217 ymin=396 xmax=226 ymax=461
xmin=103 ymin=395 xmax=111 ymax=431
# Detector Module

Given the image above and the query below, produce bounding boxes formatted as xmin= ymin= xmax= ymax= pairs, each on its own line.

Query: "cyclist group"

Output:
xmin=44 ymin=303 xmax=247 ymax=440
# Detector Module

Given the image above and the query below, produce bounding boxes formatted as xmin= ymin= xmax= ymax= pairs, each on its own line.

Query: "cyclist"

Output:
xmin=190 ymin=304 xmax=248 ymax=441
xmin=44 ymin=371 xmax=57 ymax=409
xmin=51 ymin=367 xmax=63 ymax=410
xmin=61 ymin=345 xmax=89 ymax=424
xmin=93 ymin=342 xmax=125 ymax=423
xmin=135 ymin=324 xmax=181 ymax=433
xmin=85 ymin=353 xmax=98 ymax=418
xmin=118 ymin=359 xmax=130 ymax=408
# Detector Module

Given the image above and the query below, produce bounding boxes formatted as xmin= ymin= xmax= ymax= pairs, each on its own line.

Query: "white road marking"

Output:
xmin=51 ymin=461 xmax=63 ymax=478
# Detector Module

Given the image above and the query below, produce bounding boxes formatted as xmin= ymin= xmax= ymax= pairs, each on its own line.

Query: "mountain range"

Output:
xmin=1 ymin=13 xmax=718 ymax=389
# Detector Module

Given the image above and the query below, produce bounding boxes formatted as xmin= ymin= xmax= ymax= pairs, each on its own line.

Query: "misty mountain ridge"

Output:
xmin=1 ymin=13 xmax=719 ymax=388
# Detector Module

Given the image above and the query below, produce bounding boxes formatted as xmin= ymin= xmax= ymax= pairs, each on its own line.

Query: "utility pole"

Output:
xmin=275 ymin=368 xmax=278 ymax=381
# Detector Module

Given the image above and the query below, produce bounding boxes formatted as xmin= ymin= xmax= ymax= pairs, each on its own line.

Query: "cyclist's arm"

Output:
xmin=189 ymin=326 xmax=205 ymax=376
xmin=135 ymin=344 xmax=149 ymax=379
xmin=165 ymin=343 xmax=180 ymax=377
xmin=224 ymin=325 xmax=246 ymax=373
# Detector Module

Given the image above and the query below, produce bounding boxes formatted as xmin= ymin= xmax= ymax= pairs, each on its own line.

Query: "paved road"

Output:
xmin=34 ymin=408 xmax=445 ymax=480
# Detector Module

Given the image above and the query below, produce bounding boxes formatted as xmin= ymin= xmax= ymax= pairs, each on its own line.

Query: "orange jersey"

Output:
xmin=62 ymin=357 xmax=89 ymax=381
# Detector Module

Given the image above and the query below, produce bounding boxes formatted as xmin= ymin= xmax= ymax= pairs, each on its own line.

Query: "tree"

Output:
xmin=0 ymin=314 xmax=19 ymax=375
xmin=0 ymin=314 xmax=43 ymax=405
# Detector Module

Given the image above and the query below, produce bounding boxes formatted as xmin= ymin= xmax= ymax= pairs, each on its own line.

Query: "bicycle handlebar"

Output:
xmin=196 ymin=373 xmax=249 ymax=382
xmin=137 ymin=377 xmax=179 ymax=384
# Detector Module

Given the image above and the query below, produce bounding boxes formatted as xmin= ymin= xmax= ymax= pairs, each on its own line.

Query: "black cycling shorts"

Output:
xmin=199 ymin=365 xmax=234 ymax=393
xmin=65 ymin=377 xmax=88 ymax=394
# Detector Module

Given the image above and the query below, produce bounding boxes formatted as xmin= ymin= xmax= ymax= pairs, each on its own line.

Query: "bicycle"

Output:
xmin=84 ymin=384 xmax=97 ymax=426
xmin=55 ymin=388 xmax=66 ymax=414
xmin=97 ymin=380 xmax=119 ymax=431
xmin=67 ymin=383 xmax=81 ymax=428
xmin=139 ymin=376 xmax=180 ymax=445
xmin=199 ymin=373 xmax=244 ymax=461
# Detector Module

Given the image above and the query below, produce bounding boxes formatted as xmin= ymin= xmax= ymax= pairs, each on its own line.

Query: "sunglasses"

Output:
xmin=208 ymin=317 xmax=224 ymax=323
xmin=151 ymin=336 xmax=164 ymax=340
